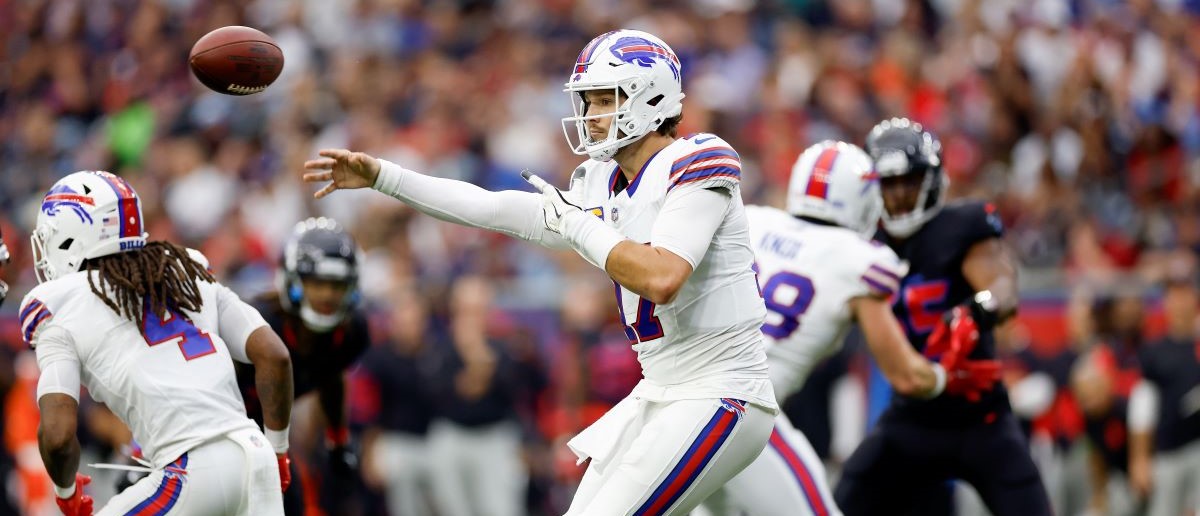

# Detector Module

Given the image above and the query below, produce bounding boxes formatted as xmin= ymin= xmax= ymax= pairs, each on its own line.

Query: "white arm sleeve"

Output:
xmin=35 ymin=326 xmax=82 ymax=402
xmin=373 ymin=159 xmax=569 ymax=249
xmin=651 ymin=187 xmax=732 ymax=268
xmin=215 ymin=283 xmax=268 ymax=364
xmin=1128 ymin=379 xmax=1160 ymax=432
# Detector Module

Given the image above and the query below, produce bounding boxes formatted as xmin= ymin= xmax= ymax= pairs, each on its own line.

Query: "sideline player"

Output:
xmin=833 ymin=119 xmax=1052 ymax=516
xmin=303 ymin=29 xmax=777 ymax=515
xmin=26 ymin=170 xmax=294 ymax=515
xmin=709 ymin=141 xmax=1001 ymax=516
xmin=238 ymin=216 xmax=368 ymax=515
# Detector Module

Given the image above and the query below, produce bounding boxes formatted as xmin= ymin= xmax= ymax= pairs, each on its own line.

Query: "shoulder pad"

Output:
xmin=185 ymin=247 xmax=214 ymax=273
xmin=668 ymin=135 xmax=742 ymax=193
xmin=20 ymin=284 xmax=63 ymax=348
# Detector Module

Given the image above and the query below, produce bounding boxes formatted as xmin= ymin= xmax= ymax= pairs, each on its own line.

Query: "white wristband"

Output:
xmin=372 ymin=158 xmax=405 ymax=195
xmin=925 ymin=363 xmax=947 ymax=399
xmin=561 ymin=210 xmax=624 ymax=270
xmin=264 ymin=426 xmax=289 ymax=454
xmin=53 ymin=482 xmax=76 ymax=499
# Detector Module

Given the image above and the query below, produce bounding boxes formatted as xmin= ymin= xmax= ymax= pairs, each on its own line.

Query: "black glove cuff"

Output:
xmin=968 ymin=290 xmax=1000 ymax=332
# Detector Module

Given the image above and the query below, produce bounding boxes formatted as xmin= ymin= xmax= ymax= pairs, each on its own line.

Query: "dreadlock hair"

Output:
xmin=83 ymin=241 xmax=215 ymax=329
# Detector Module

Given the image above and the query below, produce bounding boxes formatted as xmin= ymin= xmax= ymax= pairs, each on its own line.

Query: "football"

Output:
xmin=188 ymin=26 xmax=283 ymax=96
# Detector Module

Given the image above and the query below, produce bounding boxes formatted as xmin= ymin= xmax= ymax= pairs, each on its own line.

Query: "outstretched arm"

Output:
xmin=851 ymin=295 xmax=943 ymax=398
xmin=303 ymin=149 xmax=566 ymax=248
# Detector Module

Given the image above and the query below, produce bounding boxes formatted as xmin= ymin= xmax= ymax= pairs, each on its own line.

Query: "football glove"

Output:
xmin=278 ymin=453 xmax=292 ymax=492
xmin=522 ymin=170 xmax=584 ymax=235
xmin=925 ymin=306 xmax=1001 ymax=401
xmin=55 ymin=474 xmax=94 ymax=516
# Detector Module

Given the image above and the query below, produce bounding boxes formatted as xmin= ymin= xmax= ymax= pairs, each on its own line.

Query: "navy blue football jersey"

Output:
xmin=876 ymin=200 xmax=1009 ymax=422
xmin=236 ymin=292 xmax=369 ymax=425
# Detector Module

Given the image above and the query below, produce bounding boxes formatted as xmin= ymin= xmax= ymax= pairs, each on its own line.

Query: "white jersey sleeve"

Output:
xmin=214 ymin=283 xmax=268 ymax=364
xmin=666 ymin=137 xmax=742 ymax=194
xmin=652 ymin=187 xmax=732 ymax=269
xmin=34 ymin=325 xmax=82 ymax=402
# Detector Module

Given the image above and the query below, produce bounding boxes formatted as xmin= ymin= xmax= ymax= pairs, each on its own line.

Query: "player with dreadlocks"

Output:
xmin=24 ymin=170 xmax=294 ymax=515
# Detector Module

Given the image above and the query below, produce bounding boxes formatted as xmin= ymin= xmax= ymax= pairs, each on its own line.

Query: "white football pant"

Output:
xmin=708 ymin=413 xmax=841 ymax=516
xmin=566 ymin=397 xmax=773 ymax=516
xmin=97 ymin=428 xmax=283 ymax=515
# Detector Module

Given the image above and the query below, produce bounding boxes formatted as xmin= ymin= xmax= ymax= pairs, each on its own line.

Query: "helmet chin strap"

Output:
xmin=299 ymin=303 xmax=343 ymax=332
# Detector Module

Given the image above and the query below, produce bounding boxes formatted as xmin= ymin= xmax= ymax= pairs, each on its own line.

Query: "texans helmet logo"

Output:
xmin=609 ymin=36 xmax=680 ymax=81
xmin=41 ymin=184 xmax=94 ymax=224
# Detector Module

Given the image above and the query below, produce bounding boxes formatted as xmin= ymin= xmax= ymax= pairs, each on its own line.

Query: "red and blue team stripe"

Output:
xmin=634 ymin=402 xmax=741 ymax=515
xmin=768 ymin=427 xmax=832 ymax=516
xmin=90 ymin=171 xmax=142 ymax=239
xmin=124 ymin=454 xmax=187 ymax=516
xmin=575 ymin=30 xmax=618 ymax=72
xmin=804 ymin=146 xmax=841 ymax=199
xmin=20 ymin=299 xmax=52 ymax=346
xmin=668 ymin=147 xmax=741 ymax=191
xmin=860 ymin=263 xmax=901 ymax=297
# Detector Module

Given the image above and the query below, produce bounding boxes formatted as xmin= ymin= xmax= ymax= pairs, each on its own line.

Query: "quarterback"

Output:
xmin=304 ymin=29 xmax=776 ymax=515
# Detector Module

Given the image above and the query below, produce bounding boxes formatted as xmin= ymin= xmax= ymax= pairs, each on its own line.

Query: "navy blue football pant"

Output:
xmin=834 ymin=409 xmax=1051 ymax=516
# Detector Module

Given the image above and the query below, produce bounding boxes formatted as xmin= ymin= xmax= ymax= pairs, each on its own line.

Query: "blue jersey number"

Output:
xmin=614 ymin=282 xmax=664 ymax=345
xmin=759 ymin=271 xmax=817 ymax=340
xmin=143 ymin=305 xmax=217 ymax=361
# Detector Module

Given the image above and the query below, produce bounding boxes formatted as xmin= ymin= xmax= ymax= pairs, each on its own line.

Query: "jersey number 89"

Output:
xmin=756 ymin=268 xmax=817 ymax=340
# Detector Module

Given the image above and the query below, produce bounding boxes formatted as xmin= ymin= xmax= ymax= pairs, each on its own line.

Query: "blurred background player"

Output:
xmin=238 ymin=216 xmax=368 ymax=516
xmin=358 ymin=288 xmax=436 ymax=516
xmin=424 ymin=275 xmax=529 ymax=516
xmin=833 ymin=119 xmax=1053 ymax=516
xmin=24 ymin=170 xmax=293 ymax=515
xmin=302 ymin=28 xmax=779 ymax=516
xmin=1129 ymin=251 xmax=1200 ymax=515
xmin=711 ymin=141 xmax=1001 ymax=516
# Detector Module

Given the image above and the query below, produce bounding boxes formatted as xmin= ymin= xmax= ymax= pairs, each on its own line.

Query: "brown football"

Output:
xmin=189 ymin=26 xmax=283 ymax=96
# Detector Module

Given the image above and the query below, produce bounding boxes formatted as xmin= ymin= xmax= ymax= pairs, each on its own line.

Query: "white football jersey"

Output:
xmin=745 ymin=205 xmax=908 ymax=400
xmin=566 ymin=133 xmax=774 ymax=408
xmin=22 ymin=251 xmax=264 ymax=468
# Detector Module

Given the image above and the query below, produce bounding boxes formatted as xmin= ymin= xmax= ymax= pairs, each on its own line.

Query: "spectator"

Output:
xmin=426 ymin=276 xmax=527 ymax=516
xmin=360 ymin=288 xmax=437 ymax=516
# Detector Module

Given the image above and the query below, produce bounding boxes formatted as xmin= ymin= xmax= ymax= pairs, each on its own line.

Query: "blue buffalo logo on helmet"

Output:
xmin=41 ymin=184 xmax=95 ymax=224
xmin=609 ymin=36 xmax=680 ymax=81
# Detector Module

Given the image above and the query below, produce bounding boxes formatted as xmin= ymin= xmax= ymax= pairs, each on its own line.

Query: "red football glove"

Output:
xmin=278 ymin=453 xmax=292 ymax=492
xmin=945 ymin=358 xmax=1003 ymax=401
xmin=55 ymin=474 xmax=94 ymax=516
xmin=925 ymin=306 xmax=1001 ymax=400
xmin=924 ymin=306 xmax=979 ymax=364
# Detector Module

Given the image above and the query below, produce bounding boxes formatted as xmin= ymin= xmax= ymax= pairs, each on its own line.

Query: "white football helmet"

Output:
xmin=562 ymin=29 xmax=686 ymax=162
xmin=786 ymin=141 xmax=882 ymax=238
xmin=32 ymin=171 xmax=147 ymax=283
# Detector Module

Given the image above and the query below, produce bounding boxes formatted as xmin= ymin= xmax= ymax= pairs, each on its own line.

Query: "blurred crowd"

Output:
xmin=3 ymin=0 xmax=1200 ymax=514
